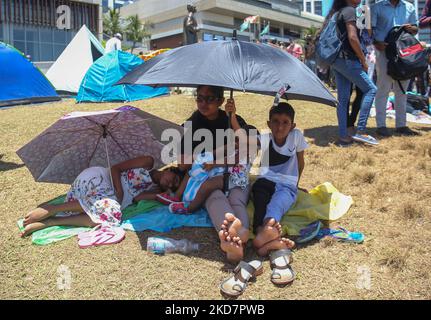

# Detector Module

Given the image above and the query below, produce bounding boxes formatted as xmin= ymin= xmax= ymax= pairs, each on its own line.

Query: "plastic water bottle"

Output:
xmin=147 ymin=236 xmax=199 ymax=255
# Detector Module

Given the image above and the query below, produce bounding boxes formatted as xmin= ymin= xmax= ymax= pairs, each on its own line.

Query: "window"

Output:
xmin=54 ymin=29 xmax=67 ymax=44
xmin=306 ymin=2 xmax=312 ymax=12
xmin=26 ymin=42 xmax=40 ymax=61
xmin=26 ymin=28 xmax=39 ymax=42
xmin=40 ymin=43 xmax=53 ymax=61
xmin=203 ymin=33 xmax=212 ymax=41
xmin=269 ymin=26 xmax=280 ymax=36
xmin=40 ymin=28 xmax=53 ymax=43
xmin=54 ymin=44 xmax=66 ymax=60
xmin=13 ymin=27 xmax=25 ymax=41
xmin=13 ymin=41 xmax=26 ymax=54
xmin=315 ymin=1 xmax=323 ymax=16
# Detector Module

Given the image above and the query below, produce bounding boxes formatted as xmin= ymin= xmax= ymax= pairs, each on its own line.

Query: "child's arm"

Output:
xmin=297 ymin=151 xmax=307 ymax=193
xmin=111 ymin=156 xmax=154 ymax=203
xmin=174 ymin=173 xmax=190 ymax=200
xmin=133 ymin=189 xmax=161 ymax=202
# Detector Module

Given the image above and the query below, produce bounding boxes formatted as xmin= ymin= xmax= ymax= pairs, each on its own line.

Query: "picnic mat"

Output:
xmin=18 ymin=182 xmax=352 ymax=245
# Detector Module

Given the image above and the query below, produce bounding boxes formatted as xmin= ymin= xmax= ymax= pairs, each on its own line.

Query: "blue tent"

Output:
xmin=0 ymin=42 xmax=60 ymax=108
xmin=76 ymin=51 xmax=169 ymax=102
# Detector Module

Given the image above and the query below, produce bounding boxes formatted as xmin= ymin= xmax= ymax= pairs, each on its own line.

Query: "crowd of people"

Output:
xmin=309 ymin=0 xmax=429 ymax=146
xmin=265 ymin=0 xmax=430 ymax=147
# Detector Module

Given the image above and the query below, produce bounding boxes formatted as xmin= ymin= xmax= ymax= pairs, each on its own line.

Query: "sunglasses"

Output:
xmin=195 ymin=95 xmax=221 ymax=104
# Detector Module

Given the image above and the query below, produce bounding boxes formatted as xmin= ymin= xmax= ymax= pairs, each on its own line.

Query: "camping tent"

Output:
xmin=46 ymin=25 xmax=104 ymax=94
xmin=76 ymin=51 xmax=169 ymax=102
xmin=0 ymin=42 xmax=60 ymax=108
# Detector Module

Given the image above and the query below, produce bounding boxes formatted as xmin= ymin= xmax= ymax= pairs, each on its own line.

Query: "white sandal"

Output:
xmin=269 ymin=249 xmax=295 ymax=285
xmin=220 ymin=260 xmax=263 ymax=297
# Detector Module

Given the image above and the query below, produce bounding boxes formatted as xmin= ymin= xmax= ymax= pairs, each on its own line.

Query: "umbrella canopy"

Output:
xmin=16 ymin=107 xmax=183 ymax=184
xmin=117 ymin=40 xmax=337 ymax=107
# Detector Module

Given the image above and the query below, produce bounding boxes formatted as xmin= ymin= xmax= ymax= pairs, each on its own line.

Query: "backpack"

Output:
xmin=407 ymin=92 xmax=429 ymax=111
xmin=385 ymin=26 xmax=428 ymax=91
xmin=315 ymin=13 xmax=346 ymax=68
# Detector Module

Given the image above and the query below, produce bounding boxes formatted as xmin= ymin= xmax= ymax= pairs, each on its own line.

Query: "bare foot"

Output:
xmin=253 ymin=218 xmax=282 ymax=249
xmin=257 ymin=237 xmax=295 ymax=257
xmin=219 ymin=230 xmax=244 ymax=263
xmin=24 ymin=207 xmax=51 ymax=226
xmin=20 ymin=221 xmax=51 ymax=237
xmin=220 ymin=213 xmax=249 ymax=243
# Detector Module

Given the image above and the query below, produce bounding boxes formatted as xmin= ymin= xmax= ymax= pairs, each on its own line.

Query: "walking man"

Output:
xmin=371 ymin=0 xmax=419 ymax=136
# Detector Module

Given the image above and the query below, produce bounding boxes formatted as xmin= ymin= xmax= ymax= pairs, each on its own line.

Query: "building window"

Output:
xmin=26 ymin=28 xmax=39 ymax=42
xmin=54 ymin=29 xmax=67 ymax=44
xmin=306 ymin=2 xmax=312 ymax=12
xmin=315 ymin=1 xmax=322 ymax=16
xmin=40 ymin=43 xmax=54 ymax=61
xmin=26 ymin=41 xmax=40 ymax=61
xmin=269 ymin=26 xmax=280 ymax=36
xmin=40 ymin=28 xmax=53 ymax=43
xmin=13 ymin=41 xmax=26 ymax=53
xmin=13 ymin=27 xmax=25 ymax=41
xmin=54 ymin=44 xmax=66 ymax=60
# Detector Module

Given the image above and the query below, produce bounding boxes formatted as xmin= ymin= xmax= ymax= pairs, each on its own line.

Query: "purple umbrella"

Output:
xmin=16 ymin=108 xmax=183 ymax=184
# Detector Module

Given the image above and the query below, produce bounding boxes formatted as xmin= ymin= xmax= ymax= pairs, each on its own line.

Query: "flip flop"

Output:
xmin=296 ymin=221 xmax=322 ymax=244
xmin=269 ymin=249 xmax=295 ymax=286
xmin=77 ymin=225 xmax=105 ymax=240
xmin=316 ymin=226 xmax=364 ymax=243
xmin=220 ymin=260 xmax=263 ymax=298
xmin=78 ymin=226 xmax=125 ymax=249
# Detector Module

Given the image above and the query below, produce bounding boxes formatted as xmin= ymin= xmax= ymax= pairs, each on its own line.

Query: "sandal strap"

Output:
xmin=272 ymin=265 xmax=295 ymax=281
xmin=269 ymin=249 xmax=292 ymax=269
xmin=233 ymin=261 xmax=257 ymax=282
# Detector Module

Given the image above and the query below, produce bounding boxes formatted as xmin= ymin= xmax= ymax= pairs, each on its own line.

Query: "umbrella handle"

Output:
xmin=224 ymin=89 xmax=234 ymax=195
xmin=104 ymin=137 xmax=115 ymax=189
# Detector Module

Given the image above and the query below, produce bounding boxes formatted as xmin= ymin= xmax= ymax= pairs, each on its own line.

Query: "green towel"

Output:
xmin=18 ymin=196 xmax=162 ymax=245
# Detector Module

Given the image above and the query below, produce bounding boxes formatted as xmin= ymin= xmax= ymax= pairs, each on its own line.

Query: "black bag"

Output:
xmin=385 ymin=26 xmax=428 ymax=92
xmin=407 ymin=92 xmax=429 ymax=111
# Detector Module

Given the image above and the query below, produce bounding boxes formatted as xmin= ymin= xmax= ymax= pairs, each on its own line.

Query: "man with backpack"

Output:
xmin=371 ymin=0 xmax=420 ymax=136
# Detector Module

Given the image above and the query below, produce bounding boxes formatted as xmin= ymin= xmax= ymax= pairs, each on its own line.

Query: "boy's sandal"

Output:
xmin=269 ymin=249 xmax=295 ymax=285
xmin=220 ymin=260 xmax=263 ymax=298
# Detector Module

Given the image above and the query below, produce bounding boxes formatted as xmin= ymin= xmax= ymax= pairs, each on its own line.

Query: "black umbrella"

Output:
xmin=117 ymin=33 xmax=337 ymax=192
xmin=117 ymin=35 xmax=336 ymax=106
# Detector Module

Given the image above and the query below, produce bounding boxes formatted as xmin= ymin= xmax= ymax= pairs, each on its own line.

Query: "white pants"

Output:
xmin=375 ymin=50 xmax=408 ymax=128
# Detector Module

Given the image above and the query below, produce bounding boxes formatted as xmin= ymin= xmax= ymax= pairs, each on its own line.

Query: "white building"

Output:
xmin=0 ymin=0 xmax=103 ymax=62
xmin=120 ymin=0 xmax=324 ymax=49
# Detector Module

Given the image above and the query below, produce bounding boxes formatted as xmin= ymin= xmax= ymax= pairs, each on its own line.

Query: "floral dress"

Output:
xmin=65 ymin=166 xmax=154 ymax=226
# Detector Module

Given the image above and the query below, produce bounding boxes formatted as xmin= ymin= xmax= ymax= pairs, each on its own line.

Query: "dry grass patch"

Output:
xmin=400 ymin=142 xmax=416 ymax=151
xmin=1 ymin=96 xmax=431 ymax=300
xmin=352 ymin=169 xmax=377 ymax=185
xmin=378 ymin=247 xmax=411 ymax=272
xmin=398 ymin=203 xmax=425 ymax=220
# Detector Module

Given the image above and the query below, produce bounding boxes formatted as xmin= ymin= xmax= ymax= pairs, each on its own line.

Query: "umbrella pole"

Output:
xmin=102 ymin=126 xmax=115 ymax=189
xmin=223 ymin=89 xmax=234 ymax=195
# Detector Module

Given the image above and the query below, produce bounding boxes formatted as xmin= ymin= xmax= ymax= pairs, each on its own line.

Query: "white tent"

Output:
xmin=46 ymin=25 xmax=104 ymax=94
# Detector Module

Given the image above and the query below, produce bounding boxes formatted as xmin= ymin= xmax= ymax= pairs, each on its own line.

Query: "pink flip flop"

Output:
xmin=78 ymin=225 xmax=109 ymax=241
xmin=78 ymin=226 xmax=125 ymax=249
